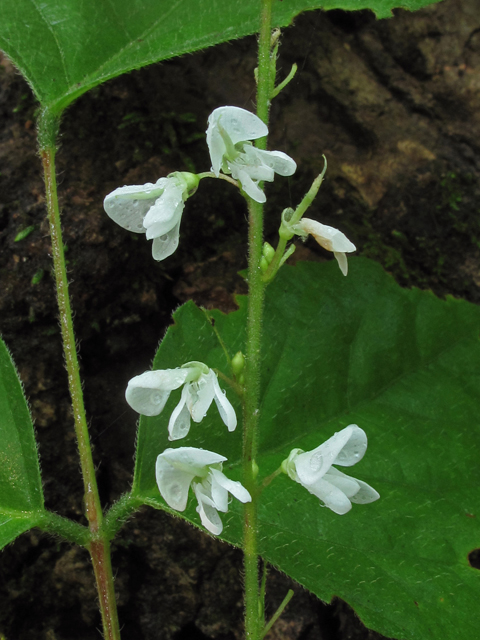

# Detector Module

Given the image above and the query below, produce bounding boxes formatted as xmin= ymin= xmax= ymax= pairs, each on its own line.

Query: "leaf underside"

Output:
xmin=133 ymin=258 xmax=480 ymax=640
xmin=0 ymin=0 xmax=441 ymax=114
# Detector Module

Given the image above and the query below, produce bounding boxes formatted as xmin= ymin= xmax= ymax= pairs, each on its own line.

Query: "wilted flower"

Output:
xmin=206 ymin=106 xmax=296 ymax=203
xmin=292 ymin=218 xmax=356 ymax=276
xmin=282 ymin=425 xmax=379 ymax=515
xmin=126 ymin=361 xmax=237 ymax=440
xmin=156 ymin=447 xmax=251 ymax=535
xmin=103 ymin=172 xmax=199 ymax=261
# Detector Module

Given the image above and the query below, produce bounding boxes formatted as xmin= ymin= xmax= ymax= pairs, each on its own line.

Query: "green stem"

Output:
xmin=261 ymin=590 xmax=294 ymax=639
xmin=103 ymin=494 xmax=144 ymax=540
xmin=37 ymin=511 xmax=90 ymax=546
xmin=263 ymin=158 xmax=327 ymax=284
xmin=197 ymin=171 xmax=239 ymax=188
xmin=243 ymin=2 xmax=273 ymax=638
xmin=256 ymin=0 xmax=274 ymax=134
xmin=243 ymin=196 xmax=265 ymax=640
xmin=38 ymin=109 xmax=121 ymax=640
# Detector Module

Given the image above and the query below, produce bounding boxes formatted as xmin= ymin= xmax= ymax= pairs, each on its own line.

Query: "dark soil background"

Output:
xmin=1 ymin=1 xmax=480 ymax=638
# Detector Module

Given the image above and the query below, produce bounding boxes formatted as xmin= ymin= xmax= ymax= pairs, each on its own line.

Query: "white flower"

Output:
xmin=206 ymin=106 xmax=296 ymax=203
xmin=282 ymin=425 xmax=379 ymax=515
xmin=103 ymin=172 xmax=199 ymax=261
xmin=156 ymin=447 xmax=251 ymax=535
xmin=125 ymin=361 xmax=237 ymax=440
xmin=292 ymin=218 xmax=356 ymax=276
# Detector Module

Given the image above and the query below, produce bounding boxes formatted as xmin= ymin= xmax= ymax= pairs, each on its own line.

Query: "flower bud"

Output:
xmin=260 ymin=256 xmax=269 ymax=272
xmin=231 ymin=351 xmax=246 ymax=376
xmin=262 ymin=242 xmax=275 ymax=263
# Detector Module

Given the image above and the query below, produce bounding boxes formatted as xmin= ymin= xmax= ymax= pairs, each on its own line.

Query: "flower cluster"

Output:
xmin=126 ymin=361 xmax=245 ymax=534
xmin=105 ymin=106 xmax=376 ymax=536
xmin=282 ymin=425 xmax=379 ymax=514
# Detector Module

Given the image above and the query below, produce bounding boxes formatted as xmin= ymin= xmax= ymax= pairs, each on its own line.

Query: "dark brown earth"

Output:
xmin=1 ymin=1 xmax=480 ymax=638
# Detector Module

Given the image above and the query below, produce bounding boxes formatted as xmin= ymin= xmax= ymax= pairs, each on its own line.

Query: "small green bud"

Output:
xmin=238 ymin=373 xmax=245 ymax=386
xmin=231 ymin=351 xmax=245 ymax=375
xmin=251 ymin=460 xmax=259 ymax=479
xmin=262 ymin=242 xmax=275 ymax=263
xmin=260 ymin=256 xmax=269 ymax=272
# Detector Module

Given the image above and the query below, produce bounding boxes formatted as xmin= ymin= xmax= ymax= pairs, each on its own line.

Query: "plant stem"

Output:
xmin=243 ymin=1 xmax=273 ymax=638
xmin=243 ymin=195 xmax=265 ymax=640
xmin=37 ymin=511 xmax=90 ymax=546
xmin=38 ymin=109 xmax=121 ymax=640
xmin=261 ymin=590 xmax=294 ymax=639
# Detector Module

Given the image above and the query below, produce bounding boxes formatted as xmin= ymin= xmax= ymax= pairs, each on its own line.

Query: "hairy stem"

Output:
xmin=243 ymin=1 xmax=273 ymax=638
xmin=39 ymin=109 xmax=121 ymax=640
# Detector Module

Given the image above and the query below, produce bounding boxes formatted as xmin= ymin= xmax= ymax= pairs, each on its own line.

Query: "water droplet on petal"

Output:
xmin=168 ymin=483 xmax=181 ymax=501
xmin=152 ymin=392 xmax=163 ymax=405
xmin=310 ymin=452 xmax=324 ymax=472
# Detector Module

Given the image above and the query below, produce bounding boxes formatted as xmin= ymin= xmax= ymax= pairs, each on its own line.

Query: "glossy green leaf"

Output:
xmin=133 ymin=258 xmax=480 ymax=640
xmin=0 ymin=0 xmax=441 ymax=115
xmin=0 ymin=337 xmax=44 ymax=548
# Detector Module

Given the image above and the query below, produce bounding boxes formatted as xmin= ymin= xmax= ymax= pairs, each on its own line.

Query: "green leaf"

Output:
xmin=133 ymin=258 xmax=480 ymax=640
xmin=14 ymin=225 xmax=35 ymax=242
xmin=0 ymin=0 xmax=441 ymax=115
xmin=0 ymin=337 xmax=44 ymax=548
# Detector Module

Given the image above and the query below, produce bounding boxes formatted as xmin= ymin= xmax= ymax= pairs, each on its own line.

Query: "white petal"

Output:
xmin=210 ymin=468 xmax=251 ymax=504
xmin=255 ymin=148 xmax=297 ymax=176
xmin=206 ymin=124 xmax=226 ymax=176
xmin=208 ymin=106 xmax=268 ymax=146
xmin=194 ymin=482 xmax=223 ymax=535
xmin=144 ymin=186 xmax=185 ymax=237
xmin=103 ymin=182 xmax=163 ymax=233
xmin=168 ymin=386 xmax=191 ymax=440
xmin=231 ymin=168 xmax=266 ymax=203
xmin=188 ymin=370 xmax=217 ymax=423
xmin=209 ymin=470 xmax=230 ymax=512
xmin=125 ymin=369 xmax=190 ymax=416
xmin=295 ymin=427 xmax=355 ymax=486
xmin=334 ymin=251 xmax=348 ymax=276
xmin=151 ymin=221 xmax=181 ymax=261
xmin=350 ymin=479 xmax=380 ymax=505
xmin=160 ymin=446 xmax=226 ymax=474
xmin=332 ymin=425 xmax=368 ymax=467
xmin=324 ymin=467 xmax=361 ymax=498
xmin=211 ymin=375 xmax=237 ymax=431
xmin=155 ymin=453 xmax=195 ymax=511
xmin=238 ymin=160 xmax=274 ymax=182
xmin=240 ymin=147 xmax=275 ymax=181
xmin=304 ymin=476 xmax=352 ymax=515
xmin=295 ymin=218 xmax=356 ymax=253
